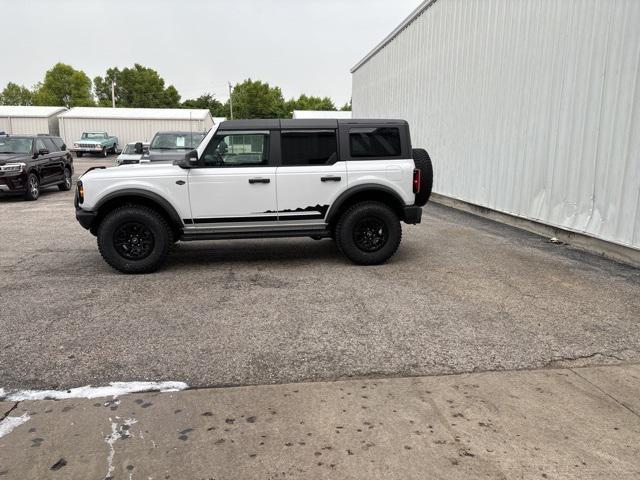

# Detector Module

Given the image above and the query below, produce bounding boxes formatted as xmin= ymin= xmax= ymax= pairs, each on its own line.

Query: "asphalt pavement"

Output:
xmin=1 ymin=157 xmax=639 ymax=392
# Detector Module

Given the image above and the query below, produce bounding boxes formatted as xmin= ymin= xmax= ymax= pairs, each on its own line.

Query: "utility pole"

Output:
xmin=111 ymin=81 xmax=116 ymax=108
xmin=228 ymin=81 xmax=234 ymax=120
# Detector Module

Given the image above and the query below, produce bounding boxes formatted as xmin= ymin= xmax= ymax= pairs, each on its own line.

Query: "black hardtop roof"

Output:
xmin=217 ymin=119 xmax=408 ymax=131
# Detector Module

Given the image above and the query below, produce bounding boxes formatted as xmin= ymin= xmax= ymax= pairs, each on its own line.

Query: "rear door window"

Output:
xmin=349 ymin=127 xmax=401 ymax=158
xmin=281 ymin=130 xmax=337 ymax=166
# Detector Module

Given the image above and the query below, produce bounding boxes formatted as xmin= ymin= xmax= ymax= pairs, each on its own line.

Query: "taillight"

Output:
xmin=413 ymin=168 xmax=421 ymax=194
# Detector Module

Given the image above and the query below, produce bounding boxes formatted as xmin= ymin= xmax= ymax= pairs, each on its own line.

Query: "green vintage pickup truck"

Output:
xmin=71 ymin=132 xmax=119 ymax=158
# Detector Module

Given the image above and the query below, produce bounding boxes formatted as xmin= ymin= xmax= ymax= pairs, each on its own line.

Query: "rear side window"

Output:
xmin=349 ymin=127 xmax=401 ymax=158
xmin=281 ymin=130 xmax=337 ymax=166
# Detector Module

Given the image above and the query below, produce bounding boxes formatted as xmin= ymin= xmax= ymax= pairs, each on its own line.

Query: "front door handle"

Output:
xmin=249 ymin=178 xmax=270 ymax=184
xmin=321 ymin=176 xmax=341 ymax=182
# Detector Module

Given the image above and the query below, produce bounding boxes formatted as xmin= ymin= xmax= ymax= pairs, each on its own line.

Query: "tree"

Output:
xmin=0 ymin=82 xmax=33 ymax=106
xmin=284 ymin=94 xmax=336 ymax=117
xmin=32 ymin=63 xmax=94 ymax=107
xmin=182 ymin=93 xmax=225 ymax=117
xmin=94 ymin=64 xmax=181 ymax=108
xmin=340 ymin=99 xmax=352 ymax=111
xmin=230 ymin=79 xmax=285 ymax=119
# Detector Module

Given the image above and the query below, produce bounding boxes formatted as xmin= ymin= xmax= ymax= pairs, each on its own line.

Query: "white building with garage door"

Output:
xmin=0 ymin=106 xmax=67 ymax=136
xmin=351 ymin=0 xmax=640 ymax=264
xmin=58 ymin=107 xmax=216 ymax=150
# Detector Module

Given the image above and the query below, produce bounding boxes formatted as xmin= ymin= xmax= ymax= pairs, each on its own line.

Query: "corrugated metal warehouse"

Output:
xmin=58 ymin=107 xmax=215 ymax=149
xmin=0 ymin=106 xmax=67 ymax=136
xmin=352 ymin=0 xmax=640 ymax=256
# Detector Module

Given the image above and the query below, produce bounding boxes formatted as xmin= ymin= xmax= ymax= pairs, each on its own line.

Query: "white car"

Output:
xmin=75 ymin=119 xmax=433 ymax=273
xmin=116 ymin=142 xmax=150 ymax=165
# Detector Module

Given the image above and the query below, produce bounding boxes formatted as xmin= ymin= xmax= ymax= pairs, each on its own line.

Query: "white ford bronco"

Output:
xmin=75 ymin=119 xmax=433 ymax=274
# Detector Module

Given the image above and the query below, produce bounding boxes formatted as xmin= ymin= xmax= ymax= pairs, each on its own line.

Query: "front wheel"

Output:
xmin=101 ymin=147 xmax=108 ymax=158
xmin=76 ymin=151 xmax=84 ymax=158
xmin=24 ymin=173 xmax=40 ymax=201
xmin=97 ymin=205 xmax=172 ymax=274
xmin=335 ymin=201 xmax=402 ymax=265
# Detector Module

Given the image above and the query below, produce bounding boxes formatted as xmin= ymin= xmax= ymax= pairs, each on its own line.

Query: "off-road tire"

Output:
xmin=58 ymin=168 xmax=72 ymax=191
xmin=335 ymin=201 xmax=402 ymax=265
xmin=76 ymin=151 xmax=84 ymax=158
xmin=97 ymin=205 xmax=173 ymax=274
xmin=24 ymin=173 xmax=40 ymax=201
xmin=412 ymin=148 xmax=433 ymax=206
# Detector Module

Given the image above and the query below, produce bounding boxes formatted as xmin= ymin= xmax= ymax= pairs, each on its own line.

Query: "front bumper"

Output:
xmin=403 ymin=205 xmax=422 ymax=224
xmin=71 ymin=146 xmax=105 ymax=152
xmin=0 ymin=174 xmax=28 ymax=193
xmin=76 ymin=207 xmax=97 ymax=230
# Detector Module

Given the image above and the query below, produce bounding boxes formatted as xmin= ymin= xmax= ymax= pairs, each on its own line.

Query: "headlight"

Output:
xmin=74 ymin=143 xmax=80 ymax=148
xmin=0 ymin=162 xmax=26 ymax=174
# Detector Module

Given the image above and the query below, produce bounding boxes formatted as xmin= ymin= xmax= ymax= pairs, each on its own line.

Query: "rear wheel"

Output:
xmin=58 ymin=168 xmax=72 ymax=191
xmin=23 ymin=173 xmax=40 ymax=201
xmin=335 ymin=201 xmax=401 ymax=265
xmin=97 ymin=205 xmax=172 ymax=274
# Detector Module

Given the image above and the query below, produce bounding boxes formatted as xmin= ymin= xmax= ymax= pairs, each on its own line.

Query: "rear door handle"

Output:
xmin=321 ymin=176 xmax=341 ymax=182
xmin=249 ymin=178 xmax=270 ymax=184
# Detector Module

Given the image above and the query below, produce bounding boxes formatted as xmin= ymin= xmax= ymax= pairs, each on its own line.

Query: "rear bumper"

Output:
xmin=76 ymin=207 xmax=97 ymax=230
xmin=403 ymin=205 xmax=422 ymax=224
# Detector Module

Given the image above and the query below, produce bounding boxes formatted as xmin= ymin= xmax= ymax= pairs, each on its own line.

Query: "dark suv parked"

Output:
xmin=0 ymin=134 xmax=74 ymax=200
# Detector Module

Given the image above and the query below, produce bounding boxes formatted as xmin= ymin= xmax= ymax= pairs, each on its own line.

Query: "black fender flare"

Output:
xmin=95 ymin=188 xmax=184 ymax=229
xmin=325 ymin=184 xmax=407 ymax=223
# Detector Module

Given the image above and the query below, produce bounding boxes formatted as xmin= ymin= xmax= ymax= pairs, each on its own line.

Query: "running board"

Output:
xmin=180 ymin=228 xmax=331 ymax=242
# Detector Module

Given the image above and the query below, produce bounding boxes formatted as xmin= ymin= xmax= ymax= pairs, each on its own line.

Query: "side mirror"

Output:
xmin=134 ymin=142 xmax=143 ymax=154
xmin=61 ymin=144 xmax=67 ymax=151
xmin=177 ymin=149 xmax=199 ymax=168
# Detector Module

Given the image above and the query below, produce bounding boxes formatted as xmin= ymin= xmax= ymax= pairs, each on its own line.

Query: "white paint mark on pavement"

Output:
xmin=0 ymin=413 xmax=31 ymax=438
xmin=0 ymin=381 xmax=188 ymax=401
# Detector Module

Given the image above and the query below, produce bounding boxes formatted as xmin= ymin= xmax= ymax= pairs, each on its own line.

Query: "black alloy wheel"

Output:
xmin=113 ymin=221 xmax=155 ymax=260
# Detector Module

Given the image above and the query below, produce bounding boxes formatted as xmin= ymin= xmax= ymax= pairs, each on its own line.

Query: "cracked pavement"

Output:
xmin=1 ymin=158 xmax=639 ymax=392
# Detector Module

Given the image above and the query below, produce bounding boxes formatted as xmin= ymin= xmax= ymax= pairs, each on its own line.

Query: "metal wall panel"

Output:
xmin=0 ymin=117 xmax=51 ymax=135
xmin=352 ymin=0 xmax=640 ymax=249
xmin=58 ymin=118 xmax=211 ymax=149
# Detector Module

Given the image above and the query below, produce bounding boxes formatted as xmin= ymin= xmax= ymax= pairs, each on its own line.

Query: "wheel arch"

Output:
xmin=326 ymin=184 xmax=407 ymax=226
xmin=92 ymin=189 xmax=183 ymax=237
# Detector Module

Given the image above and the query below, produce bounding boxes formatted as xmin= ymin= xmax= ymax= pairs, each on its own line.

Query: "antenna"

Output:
xmin=228 ymin=82 xmax=234 ymax=120
xmin=189 ymin=110 xmax=193 ymax=148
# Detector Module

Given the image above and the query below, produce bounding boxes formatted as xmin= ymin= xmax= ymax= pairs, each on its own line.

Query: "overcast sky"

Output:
xmin=1 ymin=0 xmax=419 ymax=105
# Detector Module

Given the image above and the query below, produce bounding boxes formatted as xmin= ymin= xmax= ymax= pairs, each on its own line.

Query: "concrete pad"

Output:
xmin=1 ymin=366 xmax=639 ymax=479
xmin=572 ymin=364 xmax=640 ymax=415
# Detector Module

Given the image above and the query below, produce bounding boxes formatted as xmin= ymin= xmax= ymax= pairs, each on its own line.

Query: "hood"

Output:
xmin=81 ymin=162 xmax=185 ymax=180
xmin=0 ymin=153 xmax=29 ymax=165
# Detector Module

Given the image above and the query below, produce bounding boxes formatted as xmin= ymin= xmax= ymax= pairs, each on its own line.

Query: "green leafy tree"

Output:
xmin=340 ymin=99 xmax=352 ymax=111
xmin=230 ymin=79 xmax=286 ymax=119
xmin=0 ymin=82 xmax=33 ymax=105
xmin=32 ymin=63 xmax=94 ymax=107
xmin=285 ymin=94 xmax=336 ymax=117
xmin=182 ymin=93 xmax=225 ymax=117
xmin=94 ymin=64 xmax=181 ymax=108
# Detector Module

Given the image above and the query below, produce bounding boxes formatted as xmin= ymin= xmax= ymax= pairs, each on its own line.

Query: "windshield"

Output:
xmin=122 ymin=144 xmax=137 ymax=154
xmin=150 ymin=132 xmax=205 ymax=150
xmin=0 ymin=137 xmax=33 ymax=154
xmin=82 ymin=132 xmax=106 ymax=139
